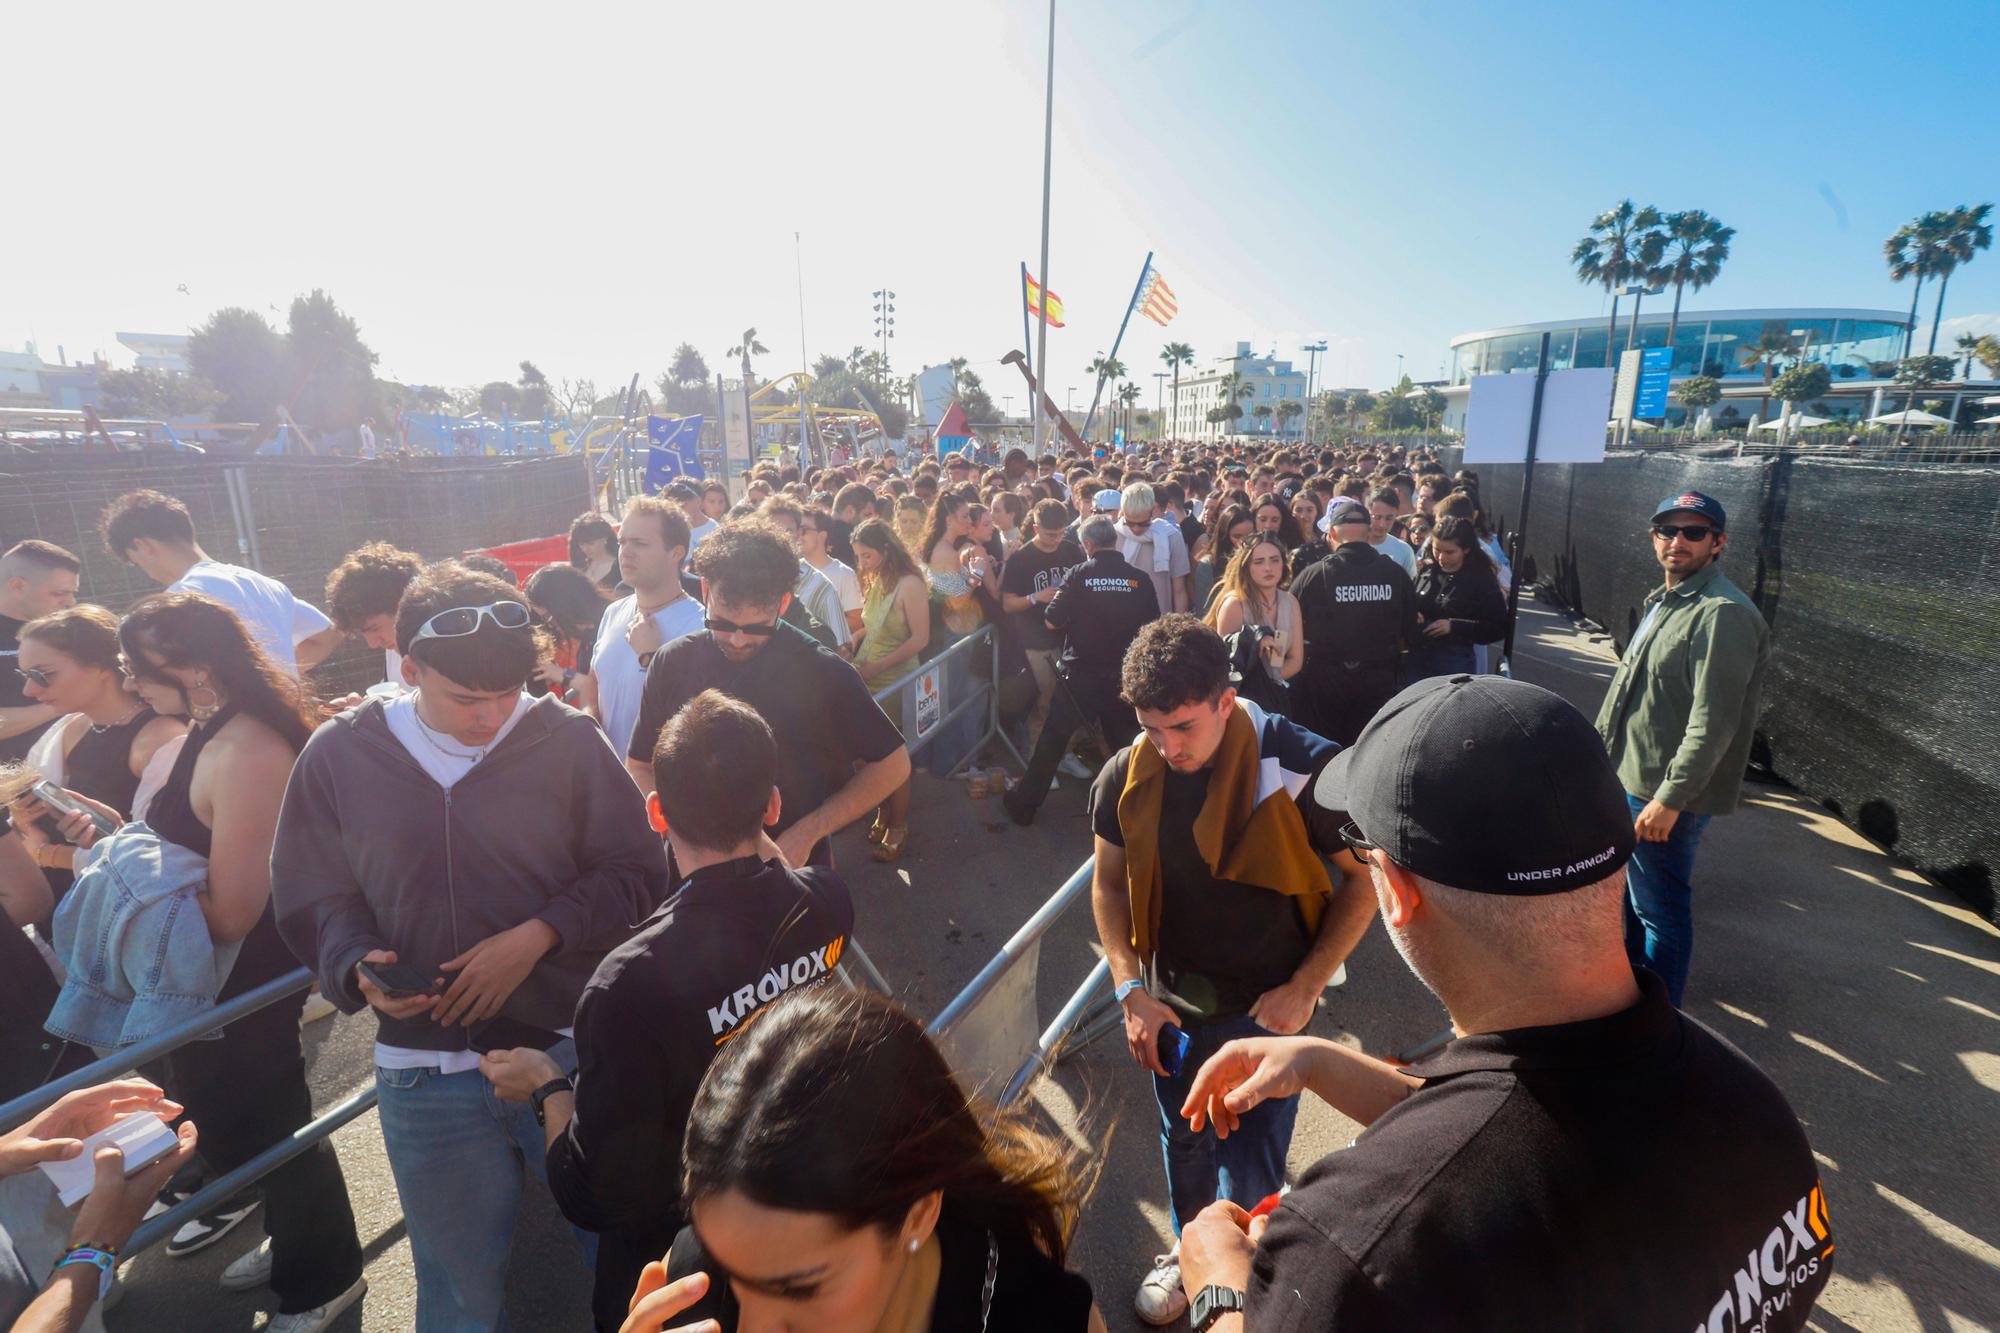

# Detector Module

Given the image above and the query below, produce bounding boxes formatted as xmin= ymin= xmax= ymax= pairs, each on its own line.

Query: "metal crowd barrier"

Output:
xmin=869 ymin=623 xmax=1028 ymax=776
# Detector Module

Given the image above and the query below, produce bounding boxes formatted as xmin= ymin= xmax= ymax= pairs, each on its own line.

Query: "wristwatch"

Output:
xmin=1190 ymin=1284 xmax=1245 ymax=1330
xmin=530 ymin=1076 xmax=574 ymax=1127
xmin=1114 ymin=977 xmax=1146 ymax=1004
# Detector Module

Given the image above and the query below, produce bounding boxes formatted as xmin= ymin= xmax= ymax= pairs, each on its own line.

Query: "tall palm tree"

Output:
xmin=1277 ymin=399 xmax=1303 ymax=438
xmin=669 ymin=342 xmax=709 ymax=388
xmin=1572 ymin=201 xmax=1664 ymax=366
xmin=1884 ymin=214 xmax=1950 ymax=358
xmin=1921 ymin=203 xmax=1994 ymax=355
xmin=1160 ymin=341 xmax=1195 ymax=437
xmin=727 ymin=327 xmax=769 ymax=384
xmin=1650 ymin=210 xmax=1734 ymax=348
xmin=1117 ymin=381 xmax=1141 ymax=438
xmin=1955 ymin=332 xmax=1986 ymax=381
xmin=1253 ymin=404 xmax=1274 ymax=434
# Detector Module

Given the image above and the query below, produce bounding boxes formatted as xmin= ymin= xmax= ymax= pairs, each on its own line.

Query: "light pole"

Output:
xmin=872 ymin=289 xmax=895 ymax=381
xmin=1031 ymin=0 xmax=1056 ymax=457
xmin=1302 ymin=339 xmax=1327 ymax=445
xmin=1003 ymin=395 xmax=1014 ymax=422
xmin=1615 ymin=283 xmax=1661 ymax=353
xmin=1396 ymin=352 xmax=1405 ymax=383
xmin=1153 ymin=371 xmax=1166 ymax=439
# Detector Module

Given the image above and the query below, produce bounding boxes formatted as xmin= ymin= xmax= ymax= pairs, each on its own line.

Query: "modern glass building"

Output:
xmin=1440 ymin=307 xmax=1909 ymax=428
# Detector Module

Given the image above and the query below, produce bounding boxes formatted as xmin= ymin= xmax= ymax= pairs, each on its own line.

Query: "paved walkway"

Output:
xmin=101 ymin=600 xmax=1999 ymax=1332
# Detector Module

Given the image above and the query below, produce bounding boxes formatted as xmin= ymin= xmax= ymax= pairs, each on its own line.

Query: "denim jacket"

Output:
xmin=46 ymin=822 xmax=243 ymax=1050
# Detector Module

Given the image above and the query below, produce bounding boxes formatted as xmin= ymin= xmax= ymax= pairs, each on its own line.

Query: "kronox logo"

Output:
xmin=1696 ymin=1181 xmax=1832 ymax=1332
xmin=705 ymin=935 xmax=847 ymax=1045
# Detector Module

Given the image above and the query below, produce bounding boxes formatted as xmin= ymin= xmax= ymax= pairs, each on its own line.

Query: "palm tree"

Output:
xmin=1160 ymin=341 xmax=1195 ymax=438
xmin=1884 ymin=214 xmax=1950 ymax=357
xmin=1253 ymin=404 xmax=1274 ymax=434
xmin=727 ymin=327 xmax=769 ymax=385
xmin=1956 ymin=332 xmax=1986 ymax=381
xmin=1921 ymin=203 xmax=1994 ymax=355
xmin=1214 ymin=371 xmax=1252 ymax=441
xmin=1977 ymin=335 xmax=2000 ymax=382
xmin=1277 ymin=399 xmax=1303 ymax=438
xmin=1739 ymin=330 xmax=1795 ymax=420
xmin=1572 ymin=201 xmax=1664 ymax=366
xmin=1086 ymin=354 xmax=1127 ymax=433
xmin=1650 ymin=210 xmax=1734 ymax=349
xmin=1117 ymin=381 xmax=1141 ymax=438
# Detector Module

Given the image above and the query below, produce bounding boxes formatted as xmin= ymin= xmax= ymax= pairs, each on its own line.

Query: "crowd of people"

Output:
xmin=0 ymin=428 xmax=1820 ymax=1333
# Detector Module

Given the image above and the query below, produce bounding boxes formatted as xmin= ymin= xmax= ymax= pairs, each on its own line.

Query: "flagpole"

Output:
xmin=1081 ymin=250 xmax=1152 ymax=444
xmin=794 ymin=230 xmax=813 ymax=467
xmin=1031 ymin=0 xmax=1056 ymax=458
xmin=1020 ymin=261 xmax=1035 ymax=388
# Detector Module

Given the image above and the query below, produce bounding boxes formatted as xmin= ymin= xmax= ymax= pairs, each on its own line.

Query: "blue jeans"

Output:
xmin=1622 ymin=793 xmax=1713 ymax=1007
xmin=1152 ymin=1014 xmax=1299 ymax=1236
xmin=376 ymin=1064 xmax=592 ymax=1332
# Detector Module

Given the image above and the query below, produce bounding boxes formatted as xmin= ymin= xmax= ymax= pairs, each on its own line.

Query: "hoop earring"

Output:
xmin=187 ymin=676 xmax=221 ymax=723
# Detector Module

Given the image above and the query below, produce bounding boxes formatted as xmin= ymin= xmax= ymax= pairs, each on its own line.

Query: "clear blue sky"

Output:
xmin=11 ymin=1 xmax=1999 ymax=398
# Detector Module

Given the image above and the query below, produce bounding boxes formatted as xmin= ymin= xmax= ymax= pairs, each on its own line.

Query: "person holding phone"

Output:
xmin=1085 ymin=616 xmax=1373 ymax=1328
xmin=482 ymin=690 xmax=854 ymax=1332
xmin=272 ymin=563 xmax=669 ymax=1331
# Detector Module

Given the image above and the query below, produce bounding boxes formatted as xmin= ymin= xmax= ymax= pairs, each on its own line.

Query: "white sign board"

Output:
xmin=1463 ymin=368 xmax=1614 ymax=465
xmin=1612 ymin=349 xmax=1642 ymax=422
xmin=914 ymin=668 xmax=943 ymax=739
xmin=720 ymin=378 xmax=755 ymax=494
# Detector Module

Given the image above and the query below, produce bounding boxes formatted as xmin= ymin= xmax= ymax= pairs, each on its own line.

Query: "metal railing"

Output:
xmin=868 ymin=623 xmax=1027 ymax=776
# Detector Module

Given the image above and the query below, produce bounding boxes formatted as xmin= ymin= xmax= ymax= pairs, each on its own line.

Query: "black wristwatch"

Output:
xmin=530 ymin=1076 xmax=573 ymax=1127
xmin=1190 ymin=1285 xmax=1245 ymax=1330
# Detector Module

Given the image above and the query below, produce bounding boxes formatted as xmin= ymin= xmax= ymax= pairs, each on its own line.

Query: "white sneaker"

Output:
xmin=222 ymin=1238 xmax=273 ymax=1291
xmin=1058 ymin=753 xmax=1093 ymax=780
xmin=257 ymin=1276 xmax=366 ymax=1332
xmin=1134 ymin=1246 xmax=1187 ymax=1326
xmin=1326 ymin=963 xmax=1348 ymax=989
xmin=299 ymin=991 xmax=337 ymax=1024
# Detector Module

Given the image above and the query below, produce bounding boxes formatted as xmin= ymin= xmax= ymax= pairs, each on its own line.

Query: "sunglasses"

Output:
xmin=704 ymin=615 xmax=779 ymax=637
xmin=1337 ymin=819 xmax=1378 ymax=859
xmin=413 ymin=601 xmax=533 ymax=642
xmin=14 ymin=666 xmax=54 ymax=688
xmin=1651 ymin=524 xmax=1715 ymax=543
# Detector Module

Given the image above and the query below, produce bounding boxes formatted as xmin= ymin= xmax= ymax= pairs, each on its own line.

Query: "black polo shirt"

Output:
xmin=628 ymin=623 xmax=903 ymax=865
xmin=1043 ymin=549 xmax=1159 ymax=686
xmin=1289 ymin=541 xmax=1414 ymax=669
xmin=1250 ymin=970 xmax=1833 ymax=1332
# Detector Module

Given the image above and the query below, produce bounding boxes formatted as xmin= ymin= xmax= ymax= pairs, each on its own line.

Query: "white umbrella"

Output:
xmin=1976 ymin=414 xmax=2000 ymax=426
xmin=1978 ymin=395 xmax=2000 ymax=406
xmin=1866 ymin=409 xmax=1951 ymax=426
xmin=1751 ymin=413 xmax=1833 ymax=431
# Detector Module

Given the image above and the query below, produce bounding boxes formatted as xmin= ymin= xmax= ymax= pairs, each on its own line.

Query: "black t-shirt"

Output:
xmin=1179 ymin=513 xmax=1205 ymax=552
xmin=628 ymin=623 xmax=903 ymax=865
xmin=1251 ymin=970 xmax=1834 ymax=1332
xmin=547 ymin=855 xmax=855 ymax=1331
xmin=0 ymin=614 xmax=54 ymax=766
xmin=666 ymin=1213 xmax=1095 ymax=1333
xmin=1088 ymin=739 xmax=1342 ymax=1021
xmin=826 ymin=516 xmax=857 ymax=568
xmin=1290 ymin=541 xmax=1415 ymax=669
xmin=999 ymin=539 xmax=1084 ymax=651
xmin=1043 ymin=551 xmax=1159 ymax=684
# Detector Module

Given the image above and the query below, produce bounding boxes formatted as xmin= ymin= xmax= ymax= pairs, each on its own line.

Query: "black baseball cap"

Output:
xmin=1650 ymin=490 xmax=1726 ymax=531
xmin=1320 ymin=499 xmax=1369 ymax=533
xmin=1314 ymin=675 xmax=1635 ymax=896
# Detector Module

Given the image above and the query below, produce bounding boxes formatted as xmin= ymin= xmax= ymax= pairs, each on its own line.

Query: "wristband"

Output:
xmin=1114 ymin=977 xmax=1146 ymax=1005
xmin=53 ymin=1245 xmax=118 ymax=1301
xmin=531 ymin=1076 xmax=574 ymax=1127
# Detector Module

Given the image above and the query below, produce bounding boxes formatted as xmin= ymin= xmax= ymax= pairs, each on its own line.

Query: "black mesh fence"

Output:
xmin=1459 ymin=447 xmax=2000 ymax=923
xmin=0 ymin=453 xmax=594 ymax=695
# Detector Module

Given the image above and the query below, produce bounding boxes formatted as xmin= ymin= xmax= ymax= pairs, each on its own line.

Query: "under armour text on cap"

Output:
xmin=1313 ymin=674 xmax=1636 ymax=896
xmin=1651 ymin=490 xmax=1727 ymax=531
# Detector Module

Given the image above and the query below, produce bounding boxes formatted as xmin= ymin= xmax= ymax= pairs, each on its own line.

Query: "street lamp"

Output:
xmin=1003 ymin=394 xmax=1014 ymax=421
xmin=872 ymin=288 xmax=896 ymax=380
xmin=1614 ymin=284 xmax=1663 ymax=353
xmin=1302 ymin=339 xmax=1327 ymax=445
xmin=1153 ymin=371 xmax=1167 ymax=439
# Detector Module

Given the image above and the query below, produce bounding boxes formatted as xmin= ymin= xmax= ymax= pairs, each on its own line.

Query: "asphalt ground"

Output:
xmin=97 ymin=598 xmax=1999 ymax=1332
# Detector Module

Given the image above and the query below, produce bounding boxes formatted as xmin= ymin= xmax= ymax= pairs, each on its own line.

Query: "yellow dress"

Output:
xmin=854 ymin=578 xmax=913 ymax=676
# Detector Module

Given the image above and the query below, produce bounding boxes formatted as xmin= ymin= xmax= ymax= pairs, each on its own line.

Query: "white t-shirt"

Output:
xmin=591 ymin=590 xmax=705 ymax=758
xmin=686 ymin=517 xmax=719 ymax=554
xmin=794 ymin=561 xmax=852 ymax=648
xmin=376 ymin=689 xmax=556 ymax=1072
xmin=808 ymin=555 xmax=864 ymax=615
xmin=358 ymin=422 xmax=377 ymax=459
xmin=1372 ymin=533 xmax=1418 ymax=579
xmin=169 ymin=560 xmax=332 ymax=677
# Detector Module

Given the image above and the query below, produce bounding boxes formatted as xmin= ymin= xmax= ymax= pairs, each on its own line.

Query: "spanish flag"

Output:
xmin=1025 ymin=271 xmax=1066 ymax=328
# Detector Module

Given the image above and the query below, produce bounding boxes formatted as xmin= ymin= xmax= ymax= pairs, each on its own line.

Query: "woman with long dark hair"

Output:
xmin=849 ymin=520 xmax=928 ymax=863
xmin=525 ymin=561 xmax=611 ymax=707
xmin=107 ymin=592 xmax=367 ymax=1325
xmin=627 ymin=988 xmax=1103 ymax=1333
xmin=569 ymin=513 xmax=622 ymax=592
xmin=1191 ymin=503 xmax=1254 ymax=617
xmin=1249 ymin=492 xmax=1304 ymax=551
xmin=1409 ymin=516 xmax=1508 ymax=680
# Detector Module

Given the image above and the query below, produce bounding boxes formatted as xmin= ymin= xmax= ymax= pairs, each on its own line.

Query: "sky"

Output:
xmin=11 ymin=0 xmax=2000 ymax=408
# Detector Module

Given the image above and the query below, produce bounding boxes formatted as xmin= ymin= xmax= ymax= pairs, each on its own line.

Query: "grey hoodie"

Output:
xmin=272 ymin=695 xmax=669 ymax=1050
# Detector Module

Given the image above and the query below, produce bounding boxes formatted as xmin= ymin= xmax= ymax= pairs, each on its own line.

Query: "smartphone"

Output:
xmin=31 ymin=781 xmax=120 ymax=838
xmin=1157 ymin=1024 xmax=1191 ymax=1078
xmin=356 ymin=960 xmax=440 ymax=999
xmin=468 ymin=1016 xmax=570 ymax=1055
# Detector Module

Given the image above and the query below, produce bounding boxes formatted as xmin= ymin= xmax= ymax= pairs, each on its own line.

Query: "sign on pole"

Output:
xmin=1612 ymin=349 xmax=1642 ymax=422
xmin=1464 ymin=368 xmax=1614 ymax=465
xmin=718 ymin=376 xmax=754 ymax=499
xmin=1634 ymin=346 xmax=1673 ymax=419
xmin=914 ymin=668 xmax=943 ymax=740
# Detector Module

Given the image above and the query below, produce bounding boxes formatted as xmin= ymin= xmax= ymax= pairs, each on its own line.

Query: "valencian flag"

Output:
xmin=644 ymin=414 xmax=705 ymax=492
xmin=1025 ymin=271 xmax=1066 ymax=327
xmin=1135 ymin=261 xmax=1178 ymax=326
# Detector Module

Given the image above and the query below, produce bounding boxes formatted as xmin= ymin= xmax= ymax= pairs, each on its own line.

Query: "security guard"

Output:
xmin=1290 ymin=498 xmax=1415 ymax=745
xmin=1004 ymin=514 xmax=1160 ymax=825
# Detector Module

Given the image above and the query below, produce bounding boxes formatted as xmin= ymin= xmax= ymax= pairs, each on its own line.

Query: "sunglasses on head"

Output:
xmin=1651 ymin=524 xmax=1715 ymax=542
xmin=14 ymin=666 xmax=54 ymax=688
xmin=413 ymin=601 xmax=532 ymax=642
xmin=704 ymin=615 xmax=779 ymax=637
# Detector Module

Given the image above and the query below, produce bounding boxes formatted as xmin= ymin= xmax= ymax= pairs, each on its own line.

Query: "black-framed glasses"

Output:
xmin=14 ymin=665 xmax=54 ymax=688
xmin=1651 ymin=524 xmax=1715 ymax=543
xmin=1337 ymin=819 xmax=1378 ymax=859
xmin=412 ymin=602 xmax=532 ymax=642
xmin=704 ymin=615 xmax=780 ymax=638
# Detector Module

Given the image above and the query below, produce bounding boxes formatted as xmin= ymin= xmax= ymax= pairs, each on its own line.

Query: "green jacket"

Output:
xmin=1595 ymin=561 xmax=1770 ymax=816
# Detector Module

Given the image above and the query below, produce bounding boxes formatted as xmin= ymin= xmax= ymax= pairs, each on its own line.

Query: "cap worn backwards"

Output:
xmin=1313 ymin=674 xmax=1635 ymax=896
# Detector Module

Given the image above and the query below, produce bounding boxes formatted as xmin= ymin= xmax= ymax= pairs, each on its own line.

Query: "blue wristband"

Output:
xmin=1115 ymin=977 xmax=1145 ymax=1004
xmin=53 ymin=1246 xmax=117 ymax=1300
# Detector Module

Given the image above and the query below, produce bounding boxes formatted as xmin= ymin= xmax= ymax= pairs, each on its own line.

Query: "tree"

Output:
xmin=412 ymin=385 xmax=451 ymax=412
xmin=669 ymin=343 xmax=710 ymax=389
xmin=1921 ymin=203 xmax=1994 ymax=354
xmin=1955 ymin=332 xmax=1985 ymax=381
xmin=1884 ymin=212 xmax=1950 ymax=357
xmin=1117 ymin=382 xmax=1142 ymax=438
xmin=727 ymin=328 xmax=768 ymax=385
xmin=1346 ymin=390 xmax=1377 ymax=424
xmin=187 ymin=307 xmax=285 ymax=423
xmin=98 ymin=367 xmax=221 ymax=419
xmin=1253 ymin=404 xmax=1274 ymax=433
xmin=1160 ymin=342 xmax=1195 ymax=437
xmin=517 ymin=360 xmax=550 ymax=419
xmin=1977 ymin=335 xmax=2000 ymax=381
xmin=478 ymin=381 xmax=520 ymax=418
xmin=1572 ymin=201 xmax=1664 ymax=366
xmin=1277 ymin=399 xmax=1304 ymax=438
xmin=285 ymin=289 xmax=381 ymax=433
xmin=1770 ymin=363 xmax=1831 ymax=442
xmin=811 ymin=354 xmax=846 ymax=380
xmin=1315 ymin=391 xmax=1349 ymax=435
xmin=1892 ymin=355 xmax=1954 ymax=445
xmin=554 ymin=377 xmax=597 ymax=422
xmin=1650 ymin=210 xmax=1734 ymax=348
xmin=1369 ymin=378 xmax=1422 ymax=432
xmin=1674 ymin=375 xmax=1722 ymax=426
xmin=1415 ymin=389 xmax=1445 ymax=432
